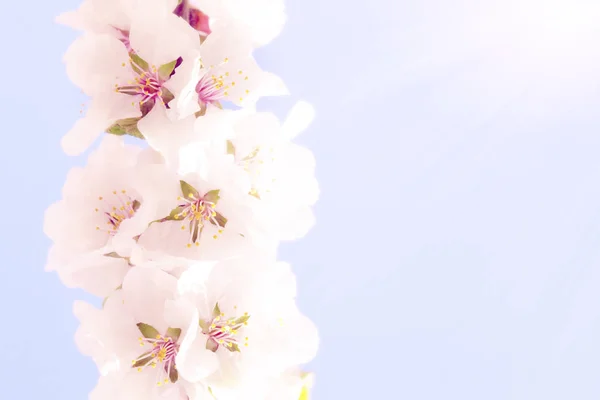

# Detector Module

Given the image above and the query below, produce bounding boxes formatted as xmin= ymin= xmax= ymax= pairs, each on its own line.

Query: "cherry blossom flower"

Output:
xmin=52 ymin=0 xmax=320 ymax=397
xmin=170 ymin=26 xmax=288 ymax=120
xmin=129 ymin=146 xmax=267 ymax=262
xmin=74 ymin=266 xmax=214 ymax=400
xmin=44 ymin=136 xmax=145 ymax=294
xmin=226 ymin=103 xmax=319 ymax=241
xmin=174 ymin=257 xmax=319 ymax=399
xmin=56 ymin=0 xmax=179 ymax=48
xmin=61 ymin=8 xmax=200 ymax=155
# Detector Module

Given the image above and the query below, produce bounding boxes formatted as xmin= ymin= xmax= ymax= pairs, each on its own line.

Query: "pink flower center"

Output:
xmin=194 ymin=62 xmax=251 ymax=107
xmin=116 ymin=67 xmax=165 ymax=106
xmin=175 ymin=192 xmax=225 ymax=246
xmin=95 ymin=190 xmax=139 ymax=236
xmin=206 ymin=312 xmax=249 ymax=352
xmin=133 ymin=335 xmax=179 ymax=387
xmin=195 ymin=72 xmax=228 ymax=105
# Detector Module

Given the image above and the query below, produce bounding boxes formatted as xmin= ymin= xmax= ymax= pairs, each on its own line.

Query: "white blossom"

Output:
xmin=44 ymin=136 xmax=144 ymax=296
xmin=52 ymin=0 xmax=319 ymax=396
xmin=61 ymin=8 xmax=200 ymax=155
xmin=174 ymin=257 xmax=319 ymax=399
xmin=74 ymin=266 xmax=212 ymax=400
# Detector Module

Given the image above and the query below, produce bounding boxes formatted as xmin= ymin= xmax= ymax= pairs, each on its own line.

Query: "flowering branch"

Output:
xmin=47 ymin=1 xmax=318 ymax=399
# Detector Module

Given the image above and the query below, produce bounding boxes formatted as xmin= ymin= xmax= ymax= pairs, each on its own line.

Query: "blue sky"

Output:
xmin=3 ymin=0 xmax=600 ymax=398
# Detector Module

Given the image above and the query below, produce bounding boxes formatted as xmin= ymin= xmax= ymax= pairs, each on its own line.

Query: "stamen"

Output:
xmin=204 ymin=308 xmax=250 ymax=352
xmin=132 ymin=335 xmax=179 ymax=386
xmin=174 ymin=192 xmax=225 ymax=246
xmin=95 ymin=190 xmax=139 ymax=236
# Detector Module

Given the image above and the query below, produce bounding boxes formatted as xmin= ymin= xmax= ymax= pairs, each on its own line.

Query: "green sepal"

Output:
xmin=249 ymin=189 xmax=261 ymax=200
xmin=207 ymin=387 xmax=217 ymax=400
xmin=191 ymin=221 xmax=202 ymax=243
xmin=235 ymin=315 xmax=250 ymax=325
xmin=226 ymin=140 xmax=236 ymax=156
xmin=242 ymin=148 xmax=260 ymax=162
xmin=103 ymin=252 xmax=132 ymax=266
xmin=166 ymin=327 xmax=182 ymax=341
xmin=212 ymin=302 xmax=221 ymax=319
xmin=131 ymin=352 xmax=153 ymax=368
xmin=168 ymin=206 xmax=187 ymax=221
xmin=213 ymin=212 xmax=227 ymax=228
xmin=180 ymin=180 xmax=200 ymax=200
xmin=158 ymin=59 xmax=179 ymax=81
xmin=199 ymin=319 xmax=210 ymax=333
xmin=204 ymin=189 xmax=220 ymax=204
xmin=227 ymin=343 xmax=241 ymax=353
xmin=137 ymin=323 xmax=160 ymax=339
xmin=161 ymin=87 xmax=175 ymax=106
xmin=147 ymin=205 xmax=185 ymax=227
xmin=130 ymin=53 xmax=149 ymax=73
xmin=103 ymin=252 xmax=122 ymax=259
xmin=106 ymin=117 xmax=144 ymax=140
xmin=106 ymin=124 xmax=127 ymax=135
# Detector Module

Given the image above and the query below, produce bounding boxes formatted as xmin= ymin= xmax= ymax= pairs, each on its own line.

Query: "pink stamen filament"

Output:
xmin=117 ymin=72 xmax=163 ymax=104
xmin=195 ymin=72 xmax=228 ymax=105
xmin=133 ymin=336 xmax=179 ymax=386
xmin=95 ymin=191 xmax=137 ymax=236
xmin=207 ymin=315 xmax=248 ymax=350
xmin=176 ymin=193 xmax=224 ymax=244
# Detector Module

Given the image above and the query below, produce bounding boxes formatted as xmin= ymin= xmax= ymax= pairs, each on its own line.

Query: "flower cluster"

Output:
xmin=46 ymin=0 xmax=318 ymax=398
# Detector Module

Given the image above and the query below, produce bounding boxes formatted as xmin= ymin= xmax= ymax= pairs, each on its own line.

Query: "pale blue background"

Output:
xmin=3 ymin=0 xmax=600 ymax=398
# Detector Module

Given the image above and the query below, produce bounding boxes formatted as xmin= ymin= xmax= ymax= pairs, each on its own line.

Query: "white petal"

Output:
xmin=64 ymin=33 xmax=132 ymax=96
xmin=129 ymin=12 xmax=200 ymax=66
xmin=282 ymin=101 xmax=315 ymax=139
xmin=175 ymin=306 xmax=218 ymax=382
